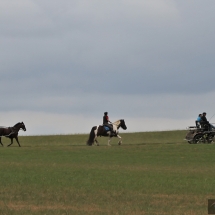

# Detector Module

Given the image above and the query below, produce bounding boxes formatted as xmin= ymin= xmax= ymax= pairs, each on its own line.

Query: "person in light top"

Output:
xmin=196 ymin=114 xmax=202 ymax=128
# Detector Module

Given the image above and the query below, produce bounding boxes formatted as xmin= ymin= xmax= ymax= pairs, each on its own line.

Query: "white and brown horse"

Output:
xmin=87 ymin=119 xmax=127 ymax=146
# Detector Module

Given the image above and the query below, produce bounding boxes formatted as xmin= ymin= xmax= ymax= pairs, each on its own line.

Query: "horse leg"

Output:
xmin=95 ymin=137 xmax=99 ymax=146
xmin=108 ymin=136 xmax=112 ymax=146
xmin=0 ymin=137 xmax=3 ymax=147
xmin=15 ymin=136 xmax=21 ymax=147
xmin=7 ymin=138 xmax=13 ymax=147
xmin=117 ymin=135 xmax=122 ymax=145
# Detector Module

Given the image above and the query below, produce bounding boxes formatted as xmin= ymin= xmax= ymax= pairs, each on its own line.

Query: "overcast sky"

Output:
xmin=1 ymin=0 xmax=215 ymax=135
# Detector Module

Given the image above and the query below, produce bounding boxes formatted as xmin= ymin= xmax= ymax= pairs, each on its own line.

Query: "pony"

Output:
xmin=0 ymin=122 xmax=26 ymax=147
xmin=87 ymin=119 xmax=127 ymax=146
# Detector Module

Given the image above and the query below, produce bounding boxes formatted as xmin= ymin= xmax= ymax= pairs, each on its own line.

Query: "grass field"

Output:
xmin=0 ymin=130 xmax=215 ymax=215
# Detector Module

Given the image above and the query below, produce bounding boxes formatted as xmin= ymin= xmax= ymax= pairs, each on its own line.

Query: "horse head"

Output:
xmin=14 ymin=122 xmax=26 ymax=131
xmin=120 ymin=119 xmax=127 ymax=130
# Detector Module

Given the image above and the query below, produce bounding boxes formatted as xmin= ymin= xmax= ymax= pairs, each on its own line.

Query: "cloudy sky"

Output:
xmin=1 ymin=0 xmax=215 ymax=135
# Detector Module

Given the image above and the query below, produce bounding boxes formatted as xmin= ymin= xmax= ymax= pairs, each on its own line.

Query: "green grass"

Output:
xmin=0 ymin=130 xmax=214 ymax=214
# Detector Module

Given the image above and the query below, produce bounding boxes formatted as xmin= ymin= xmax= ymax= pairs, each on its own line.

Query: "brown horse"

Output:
xmin=0 ymin=122 xmax=26 ymax=147
xmin=87 ymin=119 xmax=127 ymax=146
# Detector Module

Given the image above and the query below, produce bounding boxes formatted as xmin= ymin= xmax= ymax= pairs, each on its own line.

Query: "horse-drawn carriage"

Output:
xmin=185 ymin=123 xmax=215 ymax=144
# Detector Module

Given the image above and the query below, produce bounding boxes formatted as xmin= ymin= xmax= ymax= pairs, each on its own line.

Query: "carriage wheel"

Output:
xmin=193 ymin=134 xmax=203 ymax=144
xmin=207 ymin=134 xmax=214 ymax=144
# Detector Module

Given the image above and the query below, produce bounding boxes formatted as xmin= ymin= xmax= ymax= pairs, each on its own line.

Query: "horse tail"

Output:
xmin=87 ymin=126 xmax=97 ymax=146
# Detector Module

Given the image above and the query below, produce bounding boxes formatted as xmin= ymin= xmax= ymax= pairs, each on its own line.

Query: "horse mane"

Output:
xmin=13 ymin=122 xmax=22 ymax=127
xmin=112 ymin=119 xmax=122 ymax=126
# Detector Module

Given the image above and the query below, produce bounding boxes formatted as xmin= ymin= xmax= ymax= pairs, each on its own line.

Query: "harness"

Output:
xmin=0 ymin=127 xmax=18 ymax=137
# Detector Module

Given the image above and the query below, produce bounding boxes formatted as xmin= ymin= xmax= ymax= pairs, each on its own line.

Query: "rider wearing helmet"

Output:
xmin=103 ymin=112 xmax=115 ymax=135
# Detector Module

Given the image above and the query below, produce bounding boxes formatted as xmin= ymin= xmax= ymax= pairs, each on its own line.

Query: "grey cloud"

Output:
xmin=1 ymin=0 xmax=215 ymax=133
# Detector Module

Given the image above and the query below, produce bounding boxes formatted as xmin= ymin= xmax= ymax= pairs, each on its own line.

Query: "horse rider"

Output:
xmin=103 ymin=112 xmax=115 ymax=135
xmin=201 ymin=112 xmax=215 ymax=131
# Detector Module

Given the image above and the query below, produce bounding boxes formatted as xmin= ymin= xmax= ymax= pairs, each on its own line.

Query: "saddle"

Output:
xmin=104 ymin=126 xmax=110 ymax=131
xmin=103 ymin=124 xmax=113 ymax=131
xmin=97 ymin=124 xmax=116 ymax=137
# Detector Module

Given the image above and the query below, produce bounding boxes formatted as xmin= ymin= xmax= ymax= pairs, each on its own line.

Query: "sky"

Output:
xmin=1 ymin=0 xmax=215 ymax=135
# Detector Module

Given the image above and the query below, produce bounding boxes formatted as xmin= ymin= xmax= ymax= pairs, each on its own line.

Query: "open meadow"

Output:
xmin=0 ymin=130 xmax=215 ymax=215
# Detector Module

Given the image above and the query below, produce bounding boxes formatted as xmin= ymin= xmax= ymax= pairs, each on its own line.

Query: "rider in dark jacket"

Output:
xmin=103 ymin=112 xmax=115 ymax=135
xmin=201 ymin=112 xmax=208 ymax=123
xmin=201 ymin=112 xmax=215 ymax=131
xmin=201 ymin=112 xmax=210 ymax=130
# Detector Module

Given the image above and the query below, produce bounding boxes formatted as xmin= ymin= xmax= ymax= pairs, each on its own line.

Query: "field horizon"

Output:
xmin=18 ymin=129 xmax=187 ymax=136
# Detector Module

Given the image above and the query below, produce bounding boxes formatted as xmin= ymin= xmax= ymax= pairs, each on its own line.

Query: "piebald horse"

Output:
xmin=87 ymin=119 xmax=127 ymax=146
xmin=0 ymin=122 xmax=26 ymax=147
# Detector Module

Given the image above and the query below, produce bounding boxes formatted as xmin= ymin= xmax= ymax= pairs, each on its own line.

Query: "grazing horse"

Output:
xmin=0 ymin=122 xmax=26 ymax=147
xmin=87 ymin=119 xmax=127 ymax=146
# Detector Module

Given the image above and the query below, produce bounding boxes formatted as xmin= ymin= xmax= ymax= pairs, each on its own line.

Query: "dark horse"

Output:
xmin=87 ymin=119 xmax=127 ymax=146
xmin=0 ymin=122 xmax=26 ymax=147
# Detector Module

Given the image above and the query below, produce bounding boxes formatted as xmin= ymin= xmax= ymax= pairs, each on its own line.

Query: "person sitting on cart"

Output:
xmin=200 ymin=112 xmax=215 ymax=131
xmin=196 ymin=114 xmax=202 ymax=128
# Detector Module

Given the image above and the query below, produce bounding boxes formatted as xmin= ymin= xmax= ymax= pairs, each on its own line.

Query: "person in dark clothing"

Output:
xmin=103 ymin=112 xmax=115 ymax=135
xmin=201 ymin=112 xmax=208 ymax=123
xmin=103 ymin=112 xmax=111 ymax=124
xmin=201 ymin=112 xmax=210 ymax=130
xmin=201 ymin=112 xmax=215 ymax=131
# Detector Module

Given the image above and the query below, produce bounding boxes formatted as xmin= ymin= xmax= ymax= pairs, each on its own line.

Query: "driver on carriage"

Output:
xmin=201 ymin=112 xmax=215 ymax=131
xmin=103 ymin=112 xmax=116 ymax=135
